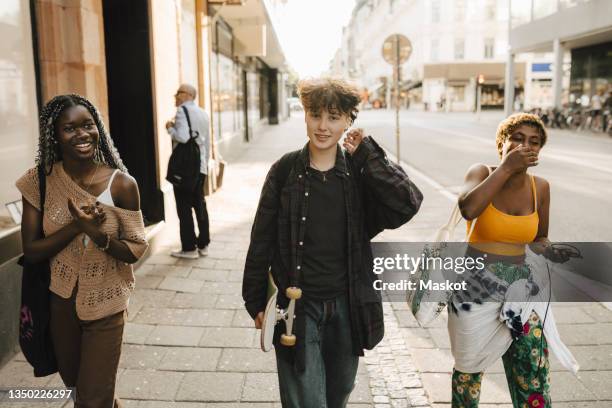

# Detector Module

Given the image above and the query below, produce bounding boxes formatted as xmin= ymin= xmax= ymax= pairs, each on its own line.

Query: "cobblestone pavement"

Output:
xmin=1 ymin=116 xmax=611 ymax=408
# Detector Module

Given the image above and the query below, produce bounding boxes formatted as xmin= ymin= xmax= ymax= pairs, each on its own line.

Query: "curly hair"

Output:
xmin=495 ymin=112 xmax=547 ymax=158
xmin=297 ymin=77 xmax=361 ymax=124
xmin=37 ymin=94 xmax=127 ymax=174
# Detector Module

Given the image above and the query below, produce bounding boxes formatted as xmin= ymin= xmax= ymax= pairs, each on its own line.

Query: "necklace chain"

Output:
xmin=64 ymin=161 xmax=101 ymax=195
xmin=86 ymin=162 xmax=100 ymax=191
xmin=74 ymin=161 xmax=101 ymax=200
xmin=309 ymin=160 xmax=331 ymax=182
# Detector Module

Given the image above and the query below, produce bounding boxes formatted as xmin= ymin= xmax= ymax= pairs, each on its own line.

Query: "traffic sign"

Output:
xmin=382 ymin=34 xmax=412 ymax=66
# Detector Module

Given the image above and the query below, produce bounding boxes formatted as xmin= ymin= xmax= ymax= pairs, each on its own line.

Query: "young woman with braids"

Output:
xmin=16 ymin=94 xmax=148 ymax=407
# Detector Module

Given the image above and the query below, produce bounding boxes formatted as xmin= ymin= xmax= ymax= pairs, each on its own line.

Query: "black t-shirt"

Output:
xmin=301 ymin=167 xmax=348 ymax=300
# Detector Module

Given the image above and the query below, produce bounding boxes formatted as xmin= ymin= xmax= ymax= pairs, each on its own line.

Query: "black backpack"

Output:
xmin=166 ymin=106 xmax=201 ymax=191
xmin=17 ymin=165 xmax=58 ymax=377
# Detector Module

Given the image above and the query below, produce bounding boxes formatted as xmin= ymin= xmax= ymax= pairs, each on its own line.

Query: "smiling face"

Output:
xmin=55 ymin=105 xmax=100 ymax=162
xmin=305 ymin=108 xmax=350 ymax=153
xmin=502 ymin=124 xmax=544 ymax=159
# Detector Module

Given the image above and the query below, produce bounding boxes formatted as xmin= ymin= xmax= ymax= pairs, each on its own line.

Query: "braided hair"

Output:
xmin=37 ymin=94 xmax=128 ymax=174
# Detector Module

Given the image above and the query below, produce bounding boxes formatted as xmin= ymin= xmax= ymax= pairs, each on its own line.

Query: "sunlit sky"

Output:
xmin=273 ymin=0 xmax=356 ymax=78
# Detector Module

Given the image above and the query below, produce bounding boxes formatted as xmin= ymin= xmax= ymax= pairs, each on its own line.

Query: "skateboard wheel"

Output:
xmin=285 ymin=287 xmax=302 ymax=300
xmin=280 ymin=334 xmax=296 ymax=346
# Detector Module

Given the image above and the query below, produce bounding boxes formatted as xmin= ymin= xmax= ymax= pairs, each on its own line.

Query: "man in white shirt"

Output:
xmin=166 ymin=84 xmax=211 ymax=259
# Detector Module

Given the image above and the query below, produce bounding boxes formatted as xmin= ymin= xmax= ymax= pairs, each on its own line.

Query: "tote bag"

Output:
xmin=18 ymin=165 xmax=58 ymax=377
xmin=407 ymin=204 xmax=478 ymax=326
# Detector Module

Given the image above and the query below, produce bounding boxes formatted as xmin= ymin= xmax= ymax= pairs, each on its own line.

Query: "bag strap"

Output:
xmin=181 ymin=106 xmax=198 ymax=140
xmin=443 ymin=165 xmax=492 ymax=241
xmin=466 ymin=215 xmax=478 ymax=241
xmin=274 ymin=151 xmax=300 ymax=196
xmin=464 ymin=165 xmax=492 ymax=241
xmin=36 ymin=165 xmax=47 ymax=237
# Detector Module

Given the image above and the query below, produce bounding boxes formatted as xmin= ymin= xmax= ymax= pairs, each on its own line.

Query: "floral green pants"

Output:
xmin=451 ymin=312 xmax=551 ymax=408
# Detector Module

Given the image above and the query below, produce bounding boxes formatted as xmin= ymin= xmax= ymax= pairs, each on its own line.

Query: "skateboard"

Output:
xmin=260 ymin=272 xmax=302 ymax=352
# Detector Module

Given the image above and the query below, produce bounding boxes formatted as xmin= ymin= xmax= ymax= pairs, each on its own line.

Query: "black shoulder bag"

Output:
xmin=17 ymin=165 xmax=58 ymax=377
xmin=166 ymin=106 xmax=201 ymax=191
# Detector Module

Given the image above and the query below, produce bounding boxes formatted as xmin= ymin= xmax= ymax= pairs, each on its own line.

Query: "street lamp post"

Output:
xmin=477 ymin=74 xmax=485 ymax=122
xmin=394 ymin=37 xmax=401 ymax=165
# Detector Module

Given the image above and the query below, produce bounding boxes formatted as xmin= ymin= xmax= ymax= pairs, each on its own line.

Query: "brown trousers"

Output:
xmin=50 ymin=290 xmax=125 ymax=408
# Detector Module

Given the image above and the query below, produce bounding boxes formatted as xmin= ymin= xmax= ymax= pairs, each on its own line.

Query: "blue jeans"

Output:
xmin=275 ymin=294 xmax=359 ymax=408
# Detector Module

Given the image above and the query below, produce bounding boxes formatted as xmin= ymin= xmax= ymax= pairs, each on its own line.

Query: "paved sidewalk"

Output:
xmin=1 ymin=116 xmax=610 ymax=408
xmin=0 ymin=117 xmax=373 ymax=408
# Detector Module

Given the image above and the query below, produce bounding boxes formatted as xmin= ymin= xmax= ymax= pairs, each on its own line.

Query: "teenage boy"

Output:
xmin=242 ymin=78 xmax=423 ymax=408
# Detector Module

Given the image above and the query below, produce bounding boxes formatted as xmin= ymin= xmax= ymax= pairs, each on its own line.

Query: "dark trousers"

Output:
xmin=275 ymin=294 xmax=359 ymax=408
xmin=50 ymin=291 xmax=125 ymax=408
xmin=174 ymin=173 xmax=211 ymax=251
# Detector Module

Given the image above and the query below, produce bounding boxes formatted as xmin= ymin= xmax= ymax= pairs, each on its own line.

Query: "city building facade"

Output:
xmin=330 ymin=0 xmax=527 ymax=112
xmin=506 ymin=0 xmax=612 ymax=113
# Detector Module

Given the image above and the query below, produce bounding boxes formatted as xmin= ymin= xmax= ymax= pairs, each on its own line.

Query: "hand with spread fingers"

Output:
xmin=343 ymin=128 xmax=364 ymax=155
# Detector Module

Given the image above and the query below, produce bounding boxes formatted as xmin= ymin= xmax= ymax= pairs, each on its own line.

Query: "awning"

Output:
xmin=400 ymin=80 xmax=422 ymax=91
xmin=211 ymin=0 xmax=286 ymax=69
xmin=423 ymin=62 xmax=526 ymax=81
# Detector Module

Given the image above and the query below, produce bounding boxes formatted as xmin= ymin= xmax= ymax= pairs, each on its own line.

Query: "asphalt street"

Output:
xmin=354 ymin=109 xmax=612 ymax=242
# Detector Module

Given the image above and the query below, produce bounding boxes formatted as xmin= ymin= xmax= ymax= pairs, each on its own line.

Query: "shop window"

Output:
xmin=214 ymin=53 xmax=239 ymax=141
xmin=481 ymin=84 xmax=504 ymax=107
xmin=451 ymin=86 xmax=465 ymax=102
xmin=214 ymin=20 xmax=233 ymax=58
xmin=569 ymin=41 xmax=612 ymax=105
xmin=247 ymin=71 xmax=259 ymax=127
xmin=211 ymin=20 xmax=244 ymax=141
xmin=0 ymin=1 xmax=39 ymax=236
xmin=235 ymin=63 xmax=243 ymax=133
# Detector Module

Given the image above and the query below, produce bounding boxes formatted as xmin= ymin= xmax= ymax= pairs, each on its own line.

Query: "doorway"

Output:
xmin=102 ymin=0 xmax=163 ymax=224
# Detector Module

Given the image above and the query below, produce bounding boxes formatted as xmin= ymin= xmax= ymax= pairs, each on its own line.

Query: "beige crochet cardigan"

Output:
xmin=16 ymin=163 xmax=148 ymax=321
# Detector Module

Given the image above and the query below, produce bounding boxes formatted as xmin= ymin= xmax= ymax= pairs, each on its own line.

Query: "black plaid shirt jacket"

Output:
xmin=243 ymin=136 xmax=423 ymax=369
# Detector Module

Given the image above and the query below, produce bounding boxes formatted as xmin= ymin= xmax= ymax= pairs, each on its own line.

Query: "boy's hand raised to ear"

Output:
xmin=343 ymin=128 xmax=364 ymax=155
